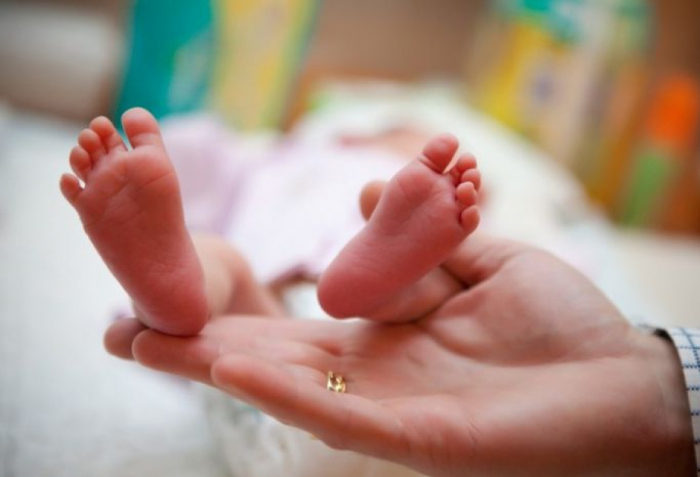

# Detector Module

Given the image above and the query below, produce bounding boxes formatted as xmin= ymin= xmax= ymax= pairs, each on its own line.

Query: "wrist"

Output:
xmin=634 ymin=329 xmax=696 ymax=476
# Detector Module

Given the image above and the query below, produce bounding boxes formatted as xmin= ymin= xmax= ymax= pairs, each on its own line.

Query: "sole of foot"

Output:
xmin=60 ymin=108 xmax=208 ymax=336
xmin=317 ymin=134 xmax=480 ymax=318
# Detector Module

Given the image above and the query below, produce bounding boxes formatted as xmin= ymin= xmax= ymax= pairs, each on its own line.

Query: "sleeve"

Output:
xmin=664 ymin=327 xmax=700 ymax=476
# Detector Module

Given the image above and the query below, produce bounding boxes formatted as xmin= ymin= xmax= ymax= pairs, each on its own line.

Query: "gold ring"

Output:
xmin=326 ymin=371 xmax=346 ymax=393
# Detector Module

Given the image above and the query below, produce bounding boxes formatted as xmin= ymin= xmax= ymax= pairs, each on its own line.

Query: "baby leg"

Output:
xmin=192 ymin=233 xmax=284 ymax=319
xmin=61 ymin=108 xmax=280 ymax=336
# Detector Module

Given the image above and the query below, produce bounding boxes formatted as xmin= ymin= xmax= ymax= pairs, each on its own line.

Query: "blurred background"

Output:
xmin=2 ymin=0 xmax=700 ymax=231
xmin=1 ymin=1 xmax=700 ymax=476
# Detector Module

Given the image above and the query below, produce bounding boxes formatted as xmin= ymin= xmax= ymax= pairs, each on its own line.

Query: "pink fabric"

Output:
xmin=161 ymin=116 xmax=404 ymax=284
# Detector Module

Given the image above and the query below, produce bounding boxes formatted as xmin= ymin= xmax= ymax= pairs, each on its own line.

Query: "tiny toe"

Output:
xmin=359 ymin=180 xmax=387 ymax=220
xmin=456 ymin=182 xmax=477 ymax=206
xmin=419 ymin=133 xmax=459 ymax=173
xmin=461 ymin=169 xmax=482 ymax=192
xmin=454 ymin=153 xmax=477 ymax=174
xmin=60 ymin=173 xmax=83 ymax=204
xmin=121 ymin=107 xmax=164 ymax=149
xmin=449 ymin=166 xmax=462 ymax=183
xmin=460 ymin=205 xmax=480 ymax=233
xmin=69 ymin=146 xmax=92 ymax=181
xmin=78 ymin=128 xmax=106 ymax=159
xmin=90 ymin=116 xmax=127 ymax=153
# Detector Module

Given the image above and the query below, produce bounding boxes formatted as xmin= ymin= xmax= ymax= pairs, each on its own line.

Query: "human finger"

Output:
xmin=104 ymin=317 xmax=148 ymax=360
xmin=441 ymin=233 xmax=533 ymax=286
xmin=131 ymin=328 xmax=222 ymax=384
xmin=128 ymin=316 xmax=340 ymax=386
xmin=359 ymin=267 xmax=462 ymax=322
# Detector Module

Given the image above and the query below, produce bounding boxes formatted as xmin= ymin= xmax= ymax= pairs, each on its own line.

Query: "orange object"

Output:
xmin=616 ymin=73 xmax=700 ymax=229
xmin=644 ymin=74 xmax=700 ymax=156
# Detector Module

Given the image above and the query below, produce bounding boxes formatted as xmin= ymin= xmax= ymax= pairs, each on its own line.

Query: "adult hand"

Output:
xmin=105 ymin=233 xmax=694 ymax=477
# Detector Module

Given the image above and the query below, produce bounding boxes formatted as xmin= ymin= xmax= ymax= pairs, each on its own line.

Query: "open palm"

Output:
xmin=110 ymin=234 xmax=690 ymax=477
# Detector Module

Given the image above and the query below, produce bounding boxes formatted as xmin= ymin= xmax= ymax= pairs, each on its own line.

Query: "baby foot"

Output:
xmin=60 ymin=108 xmax=208 ymax=336
xmin=317 ymin=134 xmax=480 ymax=318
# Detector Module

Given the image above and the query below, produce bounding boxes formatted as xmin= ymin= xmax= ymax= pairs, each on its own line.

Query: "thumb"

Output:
xmin=442 ymin=233 xmax=535 ymax=286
